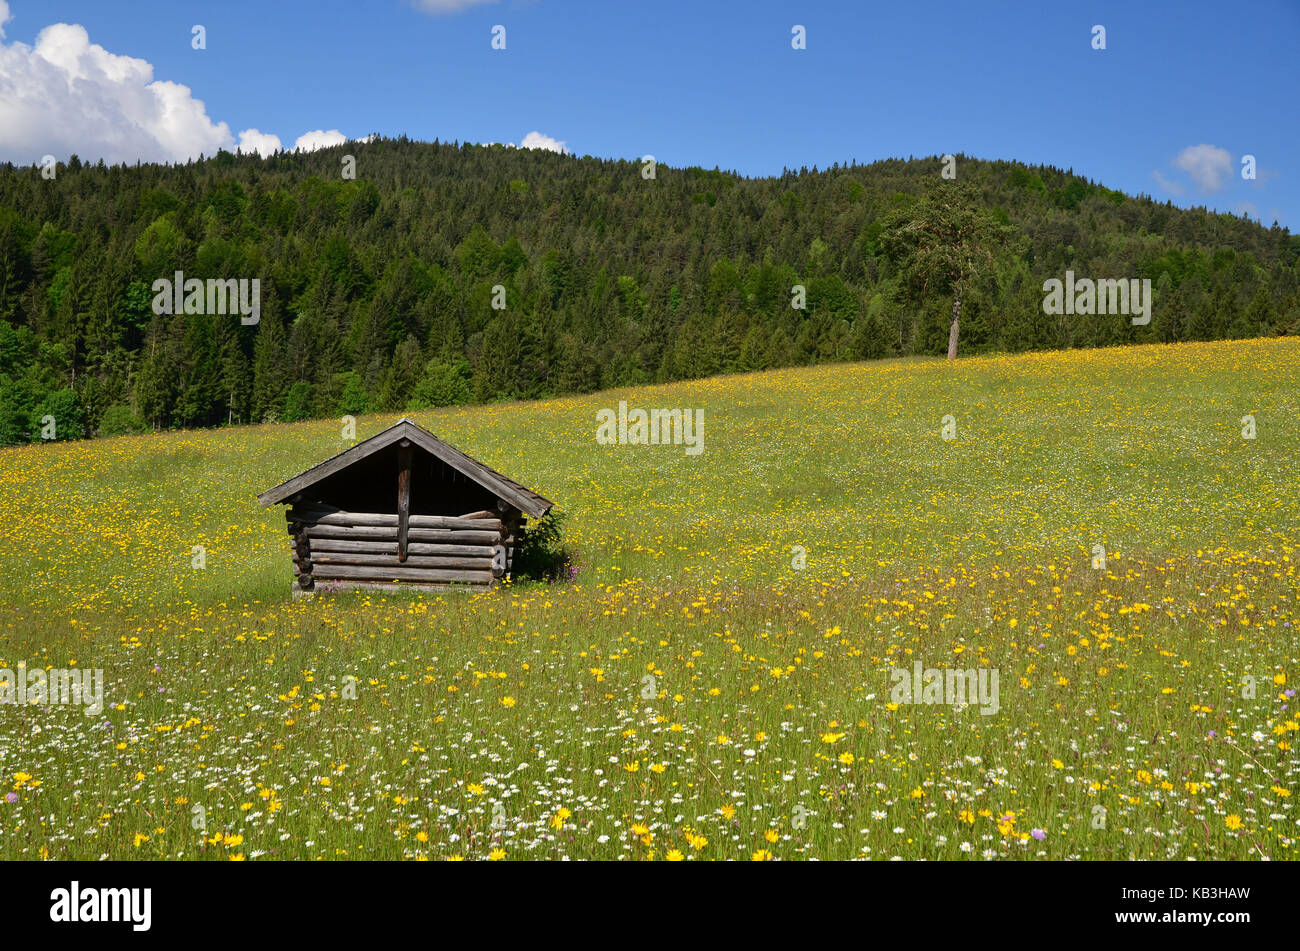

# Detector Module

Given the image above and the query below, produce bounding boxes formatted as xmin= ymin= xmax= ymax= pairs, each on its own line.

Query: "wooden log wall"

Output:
xmin=286 ymin=503 xmax=517 ymax=592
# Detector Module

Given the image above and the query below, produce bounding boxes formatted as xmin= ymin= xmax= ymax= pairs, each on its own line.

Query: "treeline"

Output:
xmin=0 ymin=138 xmax=1296 ymax=443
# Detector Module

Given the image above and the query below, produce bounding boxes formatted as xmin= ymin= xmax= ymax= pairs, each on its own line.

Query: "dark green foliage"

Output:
xmin=0 ymin=319 xmax=38 ymax=375
xmin=0 ymin=141 xmax=1293 ymax=446
xmin=511 ymin=511 xmax=572 ymax=583
xmin=0 ymin=374 xmax=36 ymax=444
xmin=282 ymin=381 xmax=316 ymax=422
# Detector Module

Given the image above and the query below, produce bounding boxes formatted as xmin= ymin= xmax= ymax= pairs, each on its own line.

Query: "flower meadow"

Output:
xmin=0 ymin=337 xmax=1295 ymax=861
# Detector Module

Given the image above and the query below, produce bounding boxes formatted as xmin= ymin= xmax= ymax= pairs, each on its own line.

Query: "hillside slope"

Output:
xmin=1 ymin=140 xmax=1297 ymax=444
xmin=0 ymin=339 xmax=1294 ymax=859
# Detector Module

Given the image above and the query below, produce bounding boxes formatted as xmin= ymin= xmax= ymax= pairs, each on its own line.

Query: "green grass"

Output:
xmin=0 ymin=337 xmax=1296 ymax=860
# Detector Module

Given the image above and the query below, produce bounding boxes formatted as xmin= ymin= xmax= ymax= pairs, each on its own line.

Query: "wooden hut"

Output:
xmin=258 ymin=418 xmax=553 ymax=594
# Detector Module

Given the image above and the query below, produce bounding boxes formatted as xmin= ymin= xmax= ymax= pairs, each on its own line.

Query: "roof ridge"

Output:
xmin=257 ymin=418 xmax=553 ymax=518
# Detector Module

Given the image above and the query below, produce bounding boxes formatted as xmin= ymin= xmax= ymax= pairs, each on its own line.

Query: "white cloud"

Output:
xmin=482 ymin=131 xmax=571 ymax=154
xmin=519 ymin=130 xmax=568 ymax=154
xmin=238 ymin=129 xmax=282 ymax=158
xmin=0 ymin=20 xmax=253 ymax=164
xmin=294 ymin=129 xmax=347 ymax=152
xmin=0 ymin=15 xmax=367 ymax=166
xmin=411 ymin=0 xmax=499 ymax=14
xmin=1172 ymin=144 xmax=1234 ymax=192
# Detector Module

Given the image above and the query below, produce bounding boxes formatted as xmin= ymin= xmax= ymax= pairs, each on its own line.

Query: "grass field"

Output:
xmin=0 ymin=337 xmax=1296 ymax=860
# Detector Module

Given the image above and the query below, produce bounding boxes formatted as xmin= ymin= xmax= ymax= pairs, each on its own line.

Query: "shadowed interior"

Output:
xmin=296 ymin=442 xmax=501 ymax=516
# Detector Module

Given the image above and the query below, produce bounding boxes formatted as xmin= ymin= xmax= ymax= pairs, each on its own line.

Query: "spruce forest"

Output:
xmin=0 ymin=136 xmax=1295 ymax=443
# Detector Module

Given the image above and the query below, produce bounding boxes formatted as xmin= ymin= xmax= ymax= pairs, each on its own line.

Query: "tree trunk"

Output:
xmin=946 ymin=288 xmax=963 ymax=360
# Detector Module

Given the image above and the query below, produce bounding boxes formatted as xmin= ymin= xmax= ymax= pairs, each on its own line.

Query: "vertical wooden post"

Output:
xmin=290 ymin=515 xmax=314 ymax=591
xmin=397 ymin=440 xmax=412 ymax=563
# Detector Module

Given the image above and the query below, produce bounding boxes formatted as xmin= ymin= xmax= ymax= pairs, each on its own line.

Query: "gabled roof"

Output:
xmin=257 ymin=418 xmax=553 ymax=518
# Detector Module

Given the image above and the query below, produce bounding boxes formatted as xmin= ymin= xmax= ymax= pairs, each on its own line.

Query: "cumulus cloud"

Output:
xmin=1171 ymin=144 xmax=1234 ymax=192
xmin=0 ymin=22 xmax=238 ymax=164
xmin=0 ymin=14 xmax=369 ymax=166
xmin=294 ymin=129 xmax=347 ymax=152
xmin=411 ymin=0 xmax=499 ymax=14
xmin=482 ymin=131 xmax=571 ymax=154
xmin=519 ymin=130 xmax=568 ymax=154
xmin=238 ymin=129 xmax=282 ymax=157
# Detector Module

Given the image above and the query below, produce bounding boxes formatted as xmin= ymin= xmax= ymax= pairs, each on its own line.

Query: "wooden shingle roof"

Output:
xmin=257 ymin=418 xmax=553 ymax=518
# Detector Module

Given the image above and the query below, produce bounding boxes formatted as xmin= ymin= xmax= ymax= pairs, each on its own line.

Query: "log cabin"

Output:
xmin=258 ymin=418 xmax=553 ymax=595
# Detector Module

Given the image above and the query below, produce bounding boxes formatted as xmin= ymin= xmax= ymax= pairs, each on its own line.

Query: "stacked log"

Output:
xmin=286 ymin=504 xmax=513 ymax=592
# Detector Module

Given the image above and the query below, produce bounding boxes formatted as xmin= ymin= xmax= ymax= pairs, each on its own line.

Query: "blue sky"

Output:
xmin=1 ymin=0 xmax=1296 ymax=226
